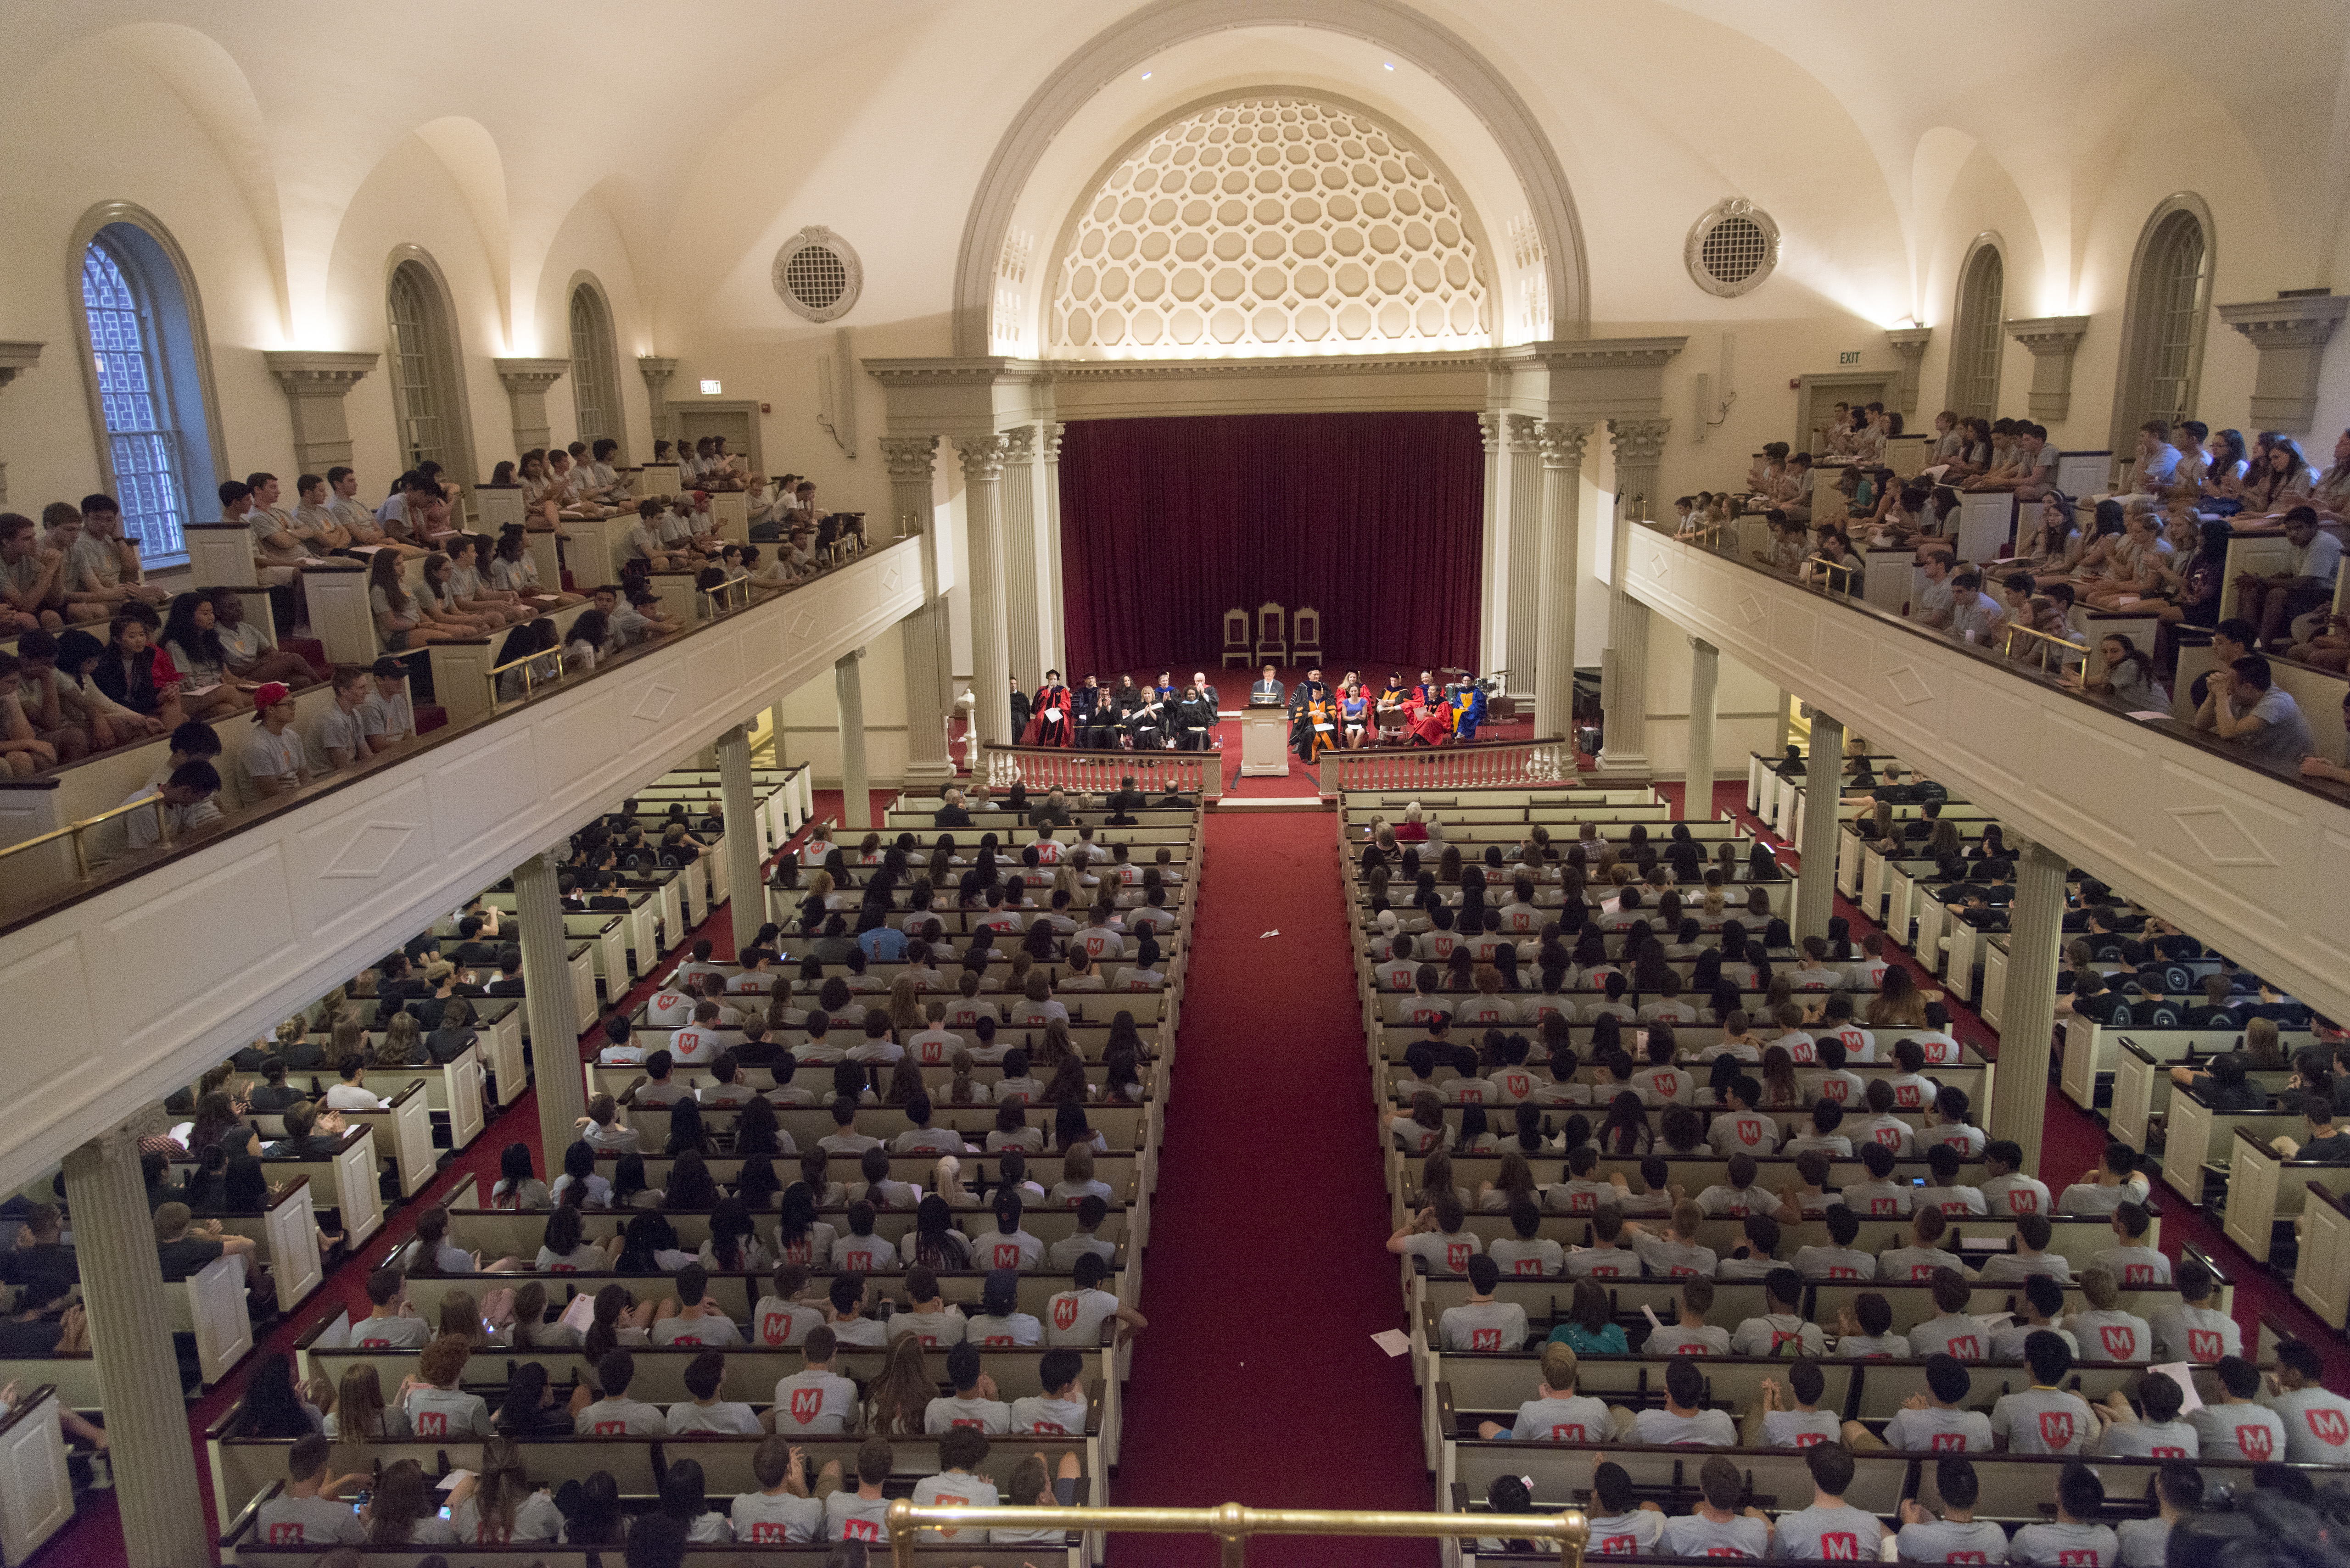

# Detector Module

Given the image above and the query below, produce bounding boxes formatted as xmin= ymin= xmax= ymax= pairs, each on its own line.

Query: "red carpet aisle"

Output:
xmin=1109 ymin=809 xmax=1434 ymax=1566
xmin=1683 ymin=778 xmax=2350 ymax=1388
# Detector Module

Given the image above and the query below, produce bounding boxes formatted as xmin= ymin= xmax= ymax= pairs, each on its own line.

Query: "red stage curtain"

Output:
xmin=1056 ymin=411 xmax=1484 ymax=676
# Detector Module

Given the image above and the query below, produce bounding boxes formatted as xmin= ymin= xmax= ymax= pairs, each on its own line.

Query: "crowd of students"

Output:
xmin=1686 ymin=416 xmax=2350 ymax=785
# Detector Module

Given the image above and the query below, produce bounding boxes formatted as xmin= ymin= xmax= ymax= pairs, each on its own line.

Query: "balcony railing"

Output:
xmin=880 ymin=1498 xmax=1589 ymax=1568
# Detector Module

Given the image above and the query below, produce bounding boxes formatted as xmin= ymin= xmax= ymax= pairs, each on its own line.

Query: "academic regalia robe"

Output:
xmin=1021 ymin=683 xmax=1073 ymax=747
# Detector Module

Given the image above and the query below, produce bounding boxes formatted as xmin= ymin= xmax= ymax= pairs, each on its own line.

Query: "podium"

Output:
xmin=1241 ymin=707 xmax=1291 ymax=777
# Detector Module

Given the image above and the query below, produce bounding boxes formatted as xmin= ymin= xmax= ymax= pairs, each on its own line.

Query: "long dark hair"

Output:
xmin=162 ymin=591 xmax=226 ymax=667
xmin=237 ymin=1352 xmax=313 ymax=1436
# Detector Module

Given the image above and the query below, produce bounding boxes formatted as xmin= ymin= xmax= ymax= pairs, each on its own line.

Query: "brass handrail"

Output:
xmin=1805 ymin=554 xmax=1861 ymax=593
xmin=0 ymin=791 xmax=173 ymax=876
xmin=1998 ymin=618 xmax=2090 ymax=672
xmin=486 ymin=647 xmax=563 ymax=703
xmin=883 ymin=1500 xmax=1589 ymax=1568
xmin=700 ymin=575 xmax=752 ymax=614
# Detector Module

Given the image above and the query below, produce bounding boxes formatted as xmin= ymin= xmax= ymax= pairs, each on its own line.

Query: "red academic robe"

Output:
xmin=1404 ymin=686 xmax=1451 ymax=746
xmin=1020 ymin=685 xmax=1074 ymax=747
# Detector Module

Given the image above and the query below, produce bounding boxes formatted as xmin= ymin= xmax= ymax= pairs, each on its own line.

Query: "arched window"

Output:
xmin=1948 ymin=242 xmax=2003 ymax=421
xmin=2113 ymin=200 xmax=2213 ymax=446
xmin=568 ymin=283 xmax=623 ymax=452
xmin=76 ymin=221 xmax=221 ymax=563
xmin=385 ymin=257 xmax=467 ymax=474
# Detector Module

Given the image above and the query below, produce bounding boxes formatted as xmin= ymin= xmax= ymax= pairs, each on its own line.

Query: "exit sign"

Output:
xmin=1838 ymin=351 xmax=1861 ymax=364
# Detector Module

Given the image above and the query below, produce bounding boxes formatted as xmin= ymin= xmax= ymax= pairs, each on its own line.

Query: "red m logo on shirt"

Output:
xmin=593 ymin=1420 xmax=624 ymax=1435
xmin=2238 ymin=1424 xmax=2274 ymax=1460
xmin=1514 ymin=1258 xmax=1543 ymax=1275
xmin=2038 ymin=1412 xmax=2076 ymax=1446
xmin=2121 ymin=1264 xmax=2155 ymax=1285
xmin=789 ymin=1388 xmax=823 ymax=1424
xmin=1550 ymin=1423 xmax=1589 ymax=1441
xmin=2057 ymin=1553 xmax=2098 ymax=1565
xmin=2099 ymin=1326 xmax=2137 ymax=1359
xmin=1052 ymin=1297 xmax=1080 ymax=1329
xmin=1896 ymin=1086 xmax=1923 ymax=1108
xmin=1820 ymin=1532 xmax=1860 ymax=1559
xmin=1875 ymin=1127 xmax=1903 ymax=1149
xmin=750 ymin=1523 xmax=788 ymax=1544
xmin=2006 ymin=1190 xmax=2039 ymax=1214
xmin=761 ymin=1310 xmax=790 ymax=1344
xmin=1931 ymin=1433 xmax=1967 ymax=1452
xmin=1824 ymin=1080 xmax=1849 ymax=1101
xmin=842 ymin=1518 xmax=881 ymax=1541
xmin=414 ymin=1411 xmax=447 ymax=1437
xmin=2310 ymin=1408 xmax=2350 ymax=1446
xmin=1738 ymin=1119 xmax=1763 ymax=1144
xmin=267 ymin=1524 xmax=304 ymax=1545
xmin=2187 ymin=1328 xmax=2224 ymax=1361
xmin=1446 ymin=1242 xmax=1472 ymax=1270
xmin=1946 ymin=1555 xmax=1987 ymax=1564
xmin=1471 ymin=1328 xmax=1502 ymax=1350
xmin=1949 ymin=1336 xmax=1979 ymax=1359
xmin=994 ymin=1244 xmax=1022 ymax=1268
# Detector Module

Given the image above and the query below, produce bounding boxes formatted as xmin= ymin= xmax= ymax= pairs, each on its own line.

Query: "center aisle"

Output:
xmin=1110 ymin=806 xmax=1434 ymax=1567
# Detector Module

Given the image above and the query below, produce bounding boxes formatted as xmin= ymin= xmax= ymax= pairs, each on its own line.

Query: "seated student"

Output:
xmin=0 ymin=1277 xmax=88 ymax=1356
xmin=1895 ymin=1456 xmax=2009 ymax=1565
xmin=1864 ymin=1354 xmax=1995 ymax=1456
xmin=1438 ymin=1255 xmax=1530 ymax=1352
xmin=1830 ymin=1292 xmax=1910 ymax=1359
xmin=1045 ymin=1250 xmax=1143 ymax=1350
xmin=1992 ymin=1332 xmax=2095 ymax=1454
xmin=906 ymin=1424 xmax=1001 ymax=1543
xmin=1992 ymin=1273 xmax=2079 ymax=1362
xmin=1783 ymin=1098 xmax=1855 ymax=1158
xmin=1771 ymin=1441 xmax=1885 ymax=1561
xmin=822 ymin=1437 xmax=896 ymax=1545
xmin=1695 ymin=1154 xmax=1785 ymax=1221
xmin=1755 ymin=1361 xmax=1842 ymax=1449
xmin=1880 ymin=1206 xmax=1965 ymax=1283
xmin=660 ymin=1349 xmax=759 ymax=1436
xmin=581 ymin=1093 xmax=638 ymax=1152
xmin=350 ymin=1266 xmax=430 ymax=1348
xmin=1717 ymin=1213 xmax=1785 ymax=1283
xmin=925 ymin=1340 xmax=1013 ymax=1434
xmin=1907 ymin=1267 xmax=1990 ymax=1361
xmin=1662 ymin=1454 xmax=1773 ymax=1557
xmin=652 ymin=1264 xmax=743 ymax=1348
xmin=2057 ymin=1142 xmax=2150 ymax=1216
xmin=2190 ymin=1356 xmax=2288 ymax=1462
xmin=2091 ymin=1202 xmax=2169 ymax=1286
xmin=2262 ymin=1339 xmax=2350 ymax=1465
xmin=394 ymin=1333 xmax=493 ymax=1438
xmin=1010 ymin=1346 xmax=1093 ymax=1437
xmin=1733 ymin=1268 xmax=1828 ymax=1356
xmin=1386 ymin=1187 xmax=1482 ymax=1273
xmin=2059 ymin=1265 xmax=2152 ymax=1364
xmin=1775 ymin=1149 xmax=1838 ymax=1223
xmin=728 ymin=1434 xmax=823 ymax=1545
xmin=1643 ymin=1278 xmax=1731 ymax=1357
xmin=2091 ymin=1369 xmax=2199 ymax=1459
xmin=1582 ymin=1462 xmax=1666 ymax=1557
xmin=768 ymin=1324 xmax=860 ymax=1435
xmin=2271 ymin=1090 xmax=2350 ymax=1161
xmin=1611 ymin=1355 xmax=1739 ymax=1446
xmin=1623 ymin=1199 xmax=1718 ymax=1278
xmin=1477 ymin=1341 xmax=1611 ymax=1442
xmin=1793 ymin=1204 xmax=1877 ymax=1282
xmin=1971 ymin=1139 xmax=2049 ymax=1219
xmin=2146 ymin=1256 xmax=2238 ymax=1363
xmin=254 ymin=1434 xmax=366 ymax=1548
xmin=1841 ymin=1142 xmax=1915 ymax=1219
xmin=2008 ymin=1462 xmax=2120 ymax=1568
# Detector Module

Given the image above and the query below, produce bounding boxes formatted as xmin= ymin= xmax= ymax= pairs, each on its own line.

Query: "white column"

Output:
xmin=1041 ymin=422 xmax=1069 ymax=673
xmin=1598 ymin=510 xmax=1651 ymax=775
xmin=1991 ymin=840 xmax=2069 ymax=1172
xmin=60 ymin=1128 xmax=212 ymax=1568
xmin=1532 ymin=421 xmax=1589 ymax=740
xmin=1793 ymin=710 xmax=1845 ymax=942
xmin=836 ymin=647 xmax=871 ymax=830
xmin=1683 ymin=636 xmax=1719 ymax=821
xmin=957 ymin=435 xmax=1014 ymax=748
xmin=718 ymin=724 xmax=765 ymax=953
xmin=1505 ymin=414 xmax=1543 ymax=699
xmin=883 ymin=435 xmax=953 ymax=787
xmin=999 ymin=424 xmax=1042 ymax=692
xmin=1477 ymin=412 xmax=1506 ymax=675
xmin=513 ymin=852 xmax=587 ymax=1156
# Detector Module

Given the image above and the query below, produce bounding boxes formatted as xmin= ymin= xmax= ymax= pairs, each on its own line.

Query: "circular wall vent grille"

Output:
xmin=1685 ymin=199 xmax=1779 ymax=297
xmin=773 ymin=226 xmax=862 ymax=322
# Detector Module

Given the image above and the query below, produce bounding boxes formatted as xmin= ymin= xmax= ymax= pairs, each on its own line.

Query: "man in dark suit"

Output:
xmin=933 ymin=787 xmax=973 ymax=827
xmin=1251 ymin=664 xmax=1285 ymax=705
xmin=1073 ymin=676 xmax=1101 ymax=745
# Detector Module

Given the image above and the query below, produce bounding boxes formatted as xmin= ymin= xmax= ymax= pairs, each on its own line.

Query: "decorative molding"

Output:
xmin=2005 ymin=315 xmax=2091 ymax=422
xmin=637 ymin=354 xmax=679 ymax=441
xmin=877 ymin=435 xmax=937 ymax=486
xmin=1001 ymin=423 xmax=1038 ymax=464
xmin=2217 ymin=295 xmax=2349 ymax=433
xmin=956 ymin=432 xmax=1013 ymax=483
xmin=1883 ymin=326 xmax=1933 ymax=416
xmin=1504 ymin=412 xmax=1539 ymax=448
xmin=263 ymin=351 xmax=379 ymax=471
xmin=1608 ymin=417 xmax=1670 ymax=467
xmin=1040 ymin=422 xmax=1067 ymax=463
xmin=0 ymin=341 xmax=44 ymax=391
xmin=1535 ymin=421 xmax=1588 ymax=470
xmin=948 ymin=0 xmax=1590 ymax=355
xmin=493 ymin=357 xmax=569 ymax=452
xmin=1477 ymin=412 xmax=1500 ymax=454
